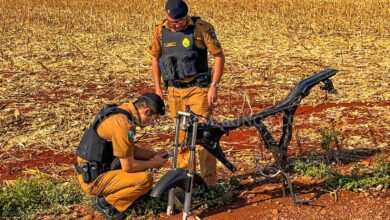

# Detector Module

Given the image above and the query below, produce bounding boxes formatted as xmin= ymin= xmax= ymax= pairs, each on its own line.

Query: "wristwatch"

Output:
xmin=211 ymin=81 xmax=220 ymax=88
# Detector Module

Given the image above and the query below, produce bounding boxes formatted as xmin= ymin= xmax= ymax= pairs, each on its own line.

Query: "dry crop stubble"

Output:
xmin=0 ymin=0 xmax=388 ymax=173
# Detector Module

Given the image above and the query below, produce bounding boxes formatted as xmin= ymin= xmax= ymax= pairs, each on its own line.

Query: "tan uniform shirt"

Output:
xmin=77 ymin=103 xmax=140 ymax=164
xmin=149 ymin=16 xmax=223 ymax=83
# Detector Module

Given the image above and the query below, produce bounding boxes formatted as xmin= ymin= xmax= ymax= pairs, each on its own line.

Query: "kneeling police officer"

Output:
xmin=75 ymin=93 xmax=167 ymax=220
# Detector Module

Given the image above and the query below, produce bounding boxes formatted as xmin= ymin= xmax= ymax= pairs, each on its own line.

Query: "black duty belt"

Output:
xmin=75 ymin=161 xmax=111 ymax=183
xmin=167 ymin=73 xmax=211 ymax=88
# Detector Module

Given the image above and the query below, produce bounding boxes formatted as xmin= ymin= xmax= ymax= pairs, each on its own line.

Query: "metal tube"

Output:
xmin=181 ymin=115 xmax=188 ymax=131
xmin=166 ymin=191 xmax=175 ymax=215
xmin=188 ymin=119 xmax=198 ymax=173
xmin=182 ymin=189 xmax=192 ymax=220
xmin=167 ymin=115 xmax=182 ymax=215
xmin=183 ymin=152 xmax=196 ymax=218
xmin=182 ymin=118 xmax=198 ymax=219
xmin=172 ymin=115 xmax=181 ymax=169
xmin=177 ymin=111 xmax=192 ymax=117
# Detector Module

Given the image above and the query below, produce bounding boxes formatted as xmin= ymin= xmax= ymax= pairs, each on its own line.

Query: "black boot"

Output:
xmin=92 ymin=196 xmax=126 ymax=220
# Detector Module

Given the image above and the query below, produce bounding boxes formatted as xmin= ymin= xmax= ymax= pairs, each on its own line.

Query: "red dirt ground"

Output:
xmin=1 ymin=98 xmax=389 ymax=219
xmin=0 ymin=147 xmax=76 ymax=183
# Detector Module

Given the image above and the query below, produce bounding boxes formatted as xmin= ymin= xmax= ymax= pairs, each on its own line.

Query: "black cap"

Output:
xmin=139 ymin=93 xmax=165 ymax=116
xmin=165 ymin=0 xmax=188 ymax=19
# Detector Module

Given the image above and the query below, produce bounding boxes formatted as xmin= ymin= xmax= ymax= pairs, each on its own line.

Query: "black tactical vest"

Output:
xmin=77 ymin=105 xmax=135 ymax=164
xmin=159 ymin=16 xmax=208 ymax=82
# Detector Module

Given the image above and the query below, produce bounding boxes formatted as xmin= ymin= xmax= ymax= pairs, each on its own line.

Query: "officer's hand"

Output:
xmin=208 ymin=86 xmax=218 ymax=106
xmin=156 ymin=87 xmax=164 ymax=100
xmin=155 ymin=148 xmax=168 ymax=157
xmin=151 ymin=153 xmax=168 ymax=168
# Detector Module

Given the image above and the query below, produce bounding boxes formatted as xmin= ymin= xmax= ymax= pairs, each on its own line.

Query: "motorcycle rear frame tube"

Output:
xmin=254 ymin=159 xmax=313 ymax=205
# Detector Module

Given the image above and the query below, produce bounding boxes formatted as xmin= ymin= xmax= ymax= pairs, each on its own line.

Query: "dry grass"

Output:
xmin=0 ymin=0 xmax=389 ymax=154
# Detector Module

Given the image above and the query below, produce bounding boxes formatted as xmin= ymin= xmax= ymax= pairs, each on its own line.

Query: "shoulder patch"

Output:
xmin=207 ymin=28 xmax=221 ymax=48
xmin=199 ymin=21 xmax=217 ymax=38
xmin=128 ymin=130 xmax=135 ymax=141
xmin=209 ymin=29 xmax=217 ymax=39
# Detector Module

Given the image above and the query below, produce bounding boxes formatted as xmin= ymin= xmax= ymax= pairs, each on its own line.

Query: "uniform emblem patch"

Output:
xmin=128 ymin=130 xmax=135 ymax=140
xmin=182 ymin=37 xmax=190 ymax=48
xmin=209 ymin=30 xmax=217 ymax=39
xmin=208 ymin=29 xmax=221 ymax=48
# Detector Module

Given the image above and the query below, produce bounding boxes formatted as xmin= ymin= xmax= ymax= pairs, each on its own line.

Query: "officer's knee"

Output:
xmin=145 ymin=173 xmax=153 ymax=189
xmin=138 ymin=172 xmax=153 ymax=191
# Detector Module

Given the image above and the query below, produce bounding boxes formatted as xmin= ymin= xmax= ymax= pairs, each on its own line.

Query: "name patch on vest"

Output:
xmin=164 ymin=42 xmax=177 ymax=48
xmin=182 ymin=37 xmax=190 ymax=48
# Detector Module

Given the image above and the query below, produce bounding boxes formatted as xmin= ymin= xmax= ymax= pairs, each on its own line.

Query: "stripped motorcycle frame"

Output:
xmin=151 ymin=68 xmax=339 ymax=219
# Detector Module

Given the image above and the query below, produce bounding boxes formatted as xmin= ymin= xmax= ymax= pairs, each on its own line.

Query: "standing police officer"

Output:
xmin=149 ymin=0 xmax=225 ymax=185
xmin=75 ymin=93 xmax=167 ymax=220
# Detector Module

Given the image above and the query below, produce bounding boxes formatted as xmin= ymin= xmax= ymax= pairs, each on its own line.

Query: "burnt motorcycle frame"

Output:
xmin=151 ymin=68 xmax=339 ymax=218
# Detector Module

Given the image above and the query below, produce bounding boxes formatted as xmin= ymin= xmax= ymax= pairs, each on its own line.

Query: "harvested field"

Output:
xmin=0 ymin=0 xmax=389 ymax=219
